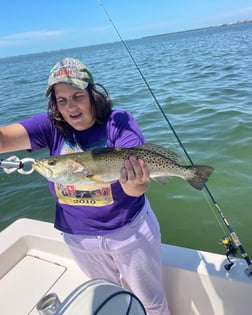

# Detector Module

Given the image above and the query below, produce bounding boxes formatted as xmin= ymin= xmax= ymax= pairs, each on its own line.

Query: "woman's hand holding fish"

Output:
xmin=119 ymin=156 xmax=150 ymax=197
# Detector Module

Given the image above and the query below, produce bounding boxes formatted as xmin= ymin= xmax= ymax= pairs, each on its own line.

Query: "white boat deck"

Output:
xmin=0 ymin=219 xmax=88 ymax=315
xmin=0 ymin=218 xmax=252 ymax=315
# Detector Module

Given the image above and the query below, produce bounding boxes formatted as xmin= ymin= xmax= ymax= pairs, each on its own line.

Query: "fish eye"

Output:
xmin=47 ymin=160 xmax=56 ymax=166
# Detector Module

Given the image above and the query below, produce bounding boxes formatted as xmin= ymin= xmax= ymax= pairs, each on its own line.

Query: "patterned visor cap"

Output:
xmin=45 ymin=58 xmax=94 ymax=96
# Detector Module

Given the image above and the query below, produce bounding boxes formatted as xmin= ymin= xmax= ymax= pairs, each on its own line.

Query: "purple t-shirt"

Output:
xmin=20 ymin=109 xmax=146 ymax=235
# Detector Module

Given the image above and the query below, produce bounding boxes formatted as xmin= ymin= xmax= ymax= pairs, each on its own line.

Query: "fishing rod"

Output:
xmin=98 ymin=1 xmax=252 ymax=275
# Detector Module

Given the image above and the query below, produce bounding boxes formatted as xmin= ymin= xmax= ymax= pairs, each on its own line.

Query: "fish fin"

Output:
xmin=151 ymin=176 xmax=169 ymax=185
xmin=136 ymin=143 xmax=181 ymax=163
xmin=87 ymin=175 xmax=117 ymax=184
xmin=187 ymin=165 xmax=214 ymax=190
xmin=87 ymin=175 xmax=106 ymax=184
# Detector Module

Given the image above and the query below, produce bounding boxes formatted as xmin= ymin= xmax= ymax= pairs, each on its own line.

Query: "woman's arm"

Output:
xmin=108 ymin=110 xmax=150 ymax=197
xmin=0 ymin=123 xmax=31 ymax=153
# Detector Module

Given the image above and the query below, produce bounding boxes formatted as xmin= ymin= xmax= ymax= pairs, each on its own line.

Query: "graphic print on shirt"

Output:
xmin=54 ymin=139 xmax=114 ymax=206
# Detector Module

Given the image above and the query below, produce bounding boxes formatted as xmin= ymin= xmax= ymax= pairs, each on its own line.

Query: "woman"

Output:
xmin=0 ymin=58 xmax=170 ymax=315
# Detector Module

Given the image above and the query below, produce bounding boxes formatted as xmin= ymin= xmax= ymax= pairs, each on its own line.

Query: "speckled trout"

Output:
xmin=32 ymin=143 xmax=214 ymax=190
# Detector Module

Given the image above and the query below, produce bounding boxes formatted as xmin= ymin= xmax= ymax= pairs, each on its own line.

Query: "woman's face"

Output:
xmin=54 ymin=83 xmax=95 ymax=131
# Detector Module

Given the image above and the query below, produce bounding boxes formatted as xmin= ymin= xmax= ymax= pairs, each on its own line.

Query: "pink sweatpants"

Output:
xmin=64 ymin=198 xmax=171 ymax=315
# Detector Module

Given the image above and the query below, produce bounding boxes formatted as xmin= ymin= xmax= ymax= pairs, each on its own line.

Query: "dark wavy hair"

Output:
xmin=47 ymin=83 xmax=113 ymax=136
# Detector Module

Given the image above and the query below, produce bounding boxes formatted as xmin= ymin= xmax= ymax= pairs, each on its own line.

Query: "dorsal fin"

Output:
xmin=135 ymin=143 xmax=181 ymax=163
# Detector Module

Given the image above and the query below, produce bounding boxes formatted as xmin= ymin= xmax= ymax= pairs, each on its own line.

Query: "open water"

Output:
xmin=0 ymin=23 xmax=251 ymax=257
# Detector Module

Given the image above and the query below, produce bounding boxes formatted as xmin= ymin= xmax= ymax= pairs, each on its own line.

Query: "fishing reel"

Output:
xmin=221 ymin=236 xmax=238 ymax=271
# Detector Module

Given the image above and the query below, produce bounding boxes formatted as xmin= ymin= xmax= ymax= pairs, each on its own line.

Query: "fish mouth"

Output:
xmin=32 ymin=160 xmax=53 ymax=177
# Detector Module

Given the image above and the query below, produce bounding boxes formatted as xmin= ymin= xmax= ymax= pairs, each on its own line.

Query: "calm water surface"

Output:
xmin=0 ymin=23 xmax=251 ymax=257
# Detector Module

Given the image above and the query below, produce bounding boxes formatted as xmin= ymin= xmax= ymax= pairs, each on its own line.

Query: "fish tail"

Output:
xmin=186 ymin=165 xmax=214 ymax=190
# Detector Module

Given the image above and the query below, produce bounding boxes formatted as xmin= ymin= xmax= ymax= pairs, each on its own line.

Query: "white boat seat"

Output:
xmin=37 ymin=278 xmax=146 ymax=315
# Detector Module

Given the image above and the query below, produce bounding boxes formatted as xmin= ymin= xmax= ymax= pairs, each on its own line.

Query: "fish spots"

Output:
xmin=32 ymin=143 xmax=214 ymax=190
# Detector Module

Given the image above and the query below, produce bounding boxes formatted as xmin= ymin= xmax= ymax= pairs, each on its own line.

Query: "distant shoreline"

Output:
xmin=142 ymin=19 xmax=252 ymax=39
xmin=1 ymin=20 xmax=251 ymax=59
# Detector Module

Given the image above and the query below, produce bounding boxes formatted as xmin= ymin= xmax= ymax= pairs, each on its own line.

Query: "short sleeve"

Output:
xmin=19 ymin=113 xmax=58 ymax=152
xmin=106 ymin=110 xmax=145 ymax=148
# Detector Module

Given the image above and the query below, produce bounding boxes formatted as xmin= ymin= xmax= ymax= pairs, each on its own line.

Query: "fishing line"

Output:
xmin=98 ymin=1 xmax=191 ymax=163
xmin=98 ymin=1 xmax=252 ymax=273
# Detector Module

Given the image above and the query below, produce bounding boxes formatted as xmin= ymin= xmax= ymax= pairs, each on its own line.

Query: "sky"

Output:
xmin=1 ymin=0 xmax=252 ymax=58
